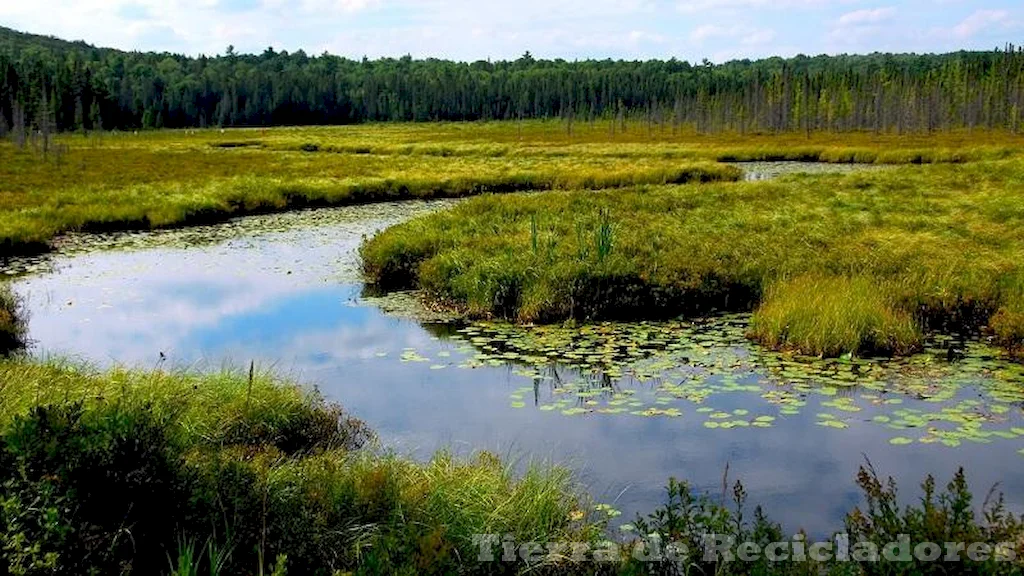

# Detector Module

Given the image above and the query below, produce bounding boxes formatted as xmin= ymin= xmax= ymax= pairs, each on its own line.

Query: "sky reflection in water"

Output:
xmin=8 ymin=196 xmax=1024 ymax=537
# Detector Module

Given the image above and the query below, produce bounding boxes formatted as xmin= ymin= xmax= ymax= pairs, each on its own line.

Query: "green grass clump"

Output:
xmin=991 ymin=306 xmax=1024 ymax=357
xmin=749 ymin=275 xmax=923 ymax=357
xmin=362 ymin=160 xmax=1024 ymax=356
xmin=0 ymin=284 xmax=26 ymax=354
xmin=0 ymin=359 xmax=373 ymax=450
xmin=0 ymin=358 xmax=597 ymax=575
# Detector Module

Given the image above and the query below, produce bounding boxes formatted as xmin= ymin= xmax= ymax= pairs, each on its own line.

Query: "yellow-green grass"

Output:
xmin=2 ymin=121 xmax=1022 ymax=254
xmin=0 ymin=283 xmax=25 ymax=353
xmin=991 ymin=294 xmax=1024 ymax=357
xmin=0 ymin=138 xmax=738 ymax=253
xmin=0 ymin=358 xmax=599 ymax=573
xmin=361 ymin=160 xmax=1024 ymax=356
xmin=0 ymin=357 xmax=374 ymax=450
xmin=749 ymin=275 xmax=923 ymax=357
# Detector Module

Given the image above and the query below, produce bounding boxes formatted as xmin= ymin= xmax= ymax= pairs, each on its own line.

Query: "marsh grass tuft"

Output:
xmin=749 ymin=275 xmax=923 ymax=357
xmin=0 ymin=284 xmax=26 ymax=354
xmin=991 ymin=305 xmax=1024 ymax=357
xmin=594 ymin=208 xmax=614 ymax=263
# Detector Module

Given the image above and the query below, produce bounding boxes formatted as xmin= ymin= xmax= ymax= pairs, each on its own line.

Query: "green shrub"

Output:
xmin=0 ymin=402 xmax=187 ymax=575
xmin=623 ymin=466 xmax=1024 ymax=575
xmin=845 ymin=465 xmax=1023 ymax=575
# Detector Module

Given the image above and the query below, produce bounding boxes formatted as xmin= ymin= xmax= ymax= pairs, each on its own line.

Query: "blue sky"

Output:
xmin=1 ymin=0 xmax=1020 ymax=62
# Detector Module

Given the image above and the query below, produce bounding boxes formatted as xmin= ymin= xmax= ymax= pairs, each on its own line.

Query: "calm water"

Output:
xmin=5 ymin=170 xmax=1024 ymax=536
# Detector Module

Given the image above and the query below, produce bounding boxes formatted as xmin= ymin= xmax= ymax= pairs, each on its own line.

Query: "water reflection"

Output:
xmin=6 ymin=199 xmax=1024 ymax=537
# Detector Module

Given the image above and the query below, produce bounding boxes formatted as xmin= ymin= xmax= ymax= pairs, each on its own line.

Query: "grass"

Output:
xmin=2 ymin=358 xmax=1023 ymax=574
xmin=750 ymin=275 xmax=924 ymax=357
xmin=0 ymin=358 xmax=374 ymax=450
xmin=361 ymin=159 xmax=1024 ymax=357
xmin=4 ymin=120 xmax=1024 ymax=354
xmin=0 ymin=358 xmax=599 ymax=575
xmin=0 ymin=284 xmax=25 ymax=354
xmin=2 ymin=121 xmax=1022 ymax=254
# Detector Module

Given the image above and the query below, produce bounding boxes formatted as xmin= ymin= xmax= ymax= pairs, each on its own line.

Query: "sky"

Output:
xmin=0 ymin=0 xmax=1021 ymax=63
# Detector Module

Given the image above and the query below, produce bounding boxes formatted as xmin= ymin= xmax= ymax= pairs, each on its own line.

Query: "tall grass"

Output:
xmin=749 ymin=275 xmax=923 ymax=357
xmin=991 ymin=281 xmax=1024 ymax=357
xmin=0 ymin=358 xmax=373 ymax=450
xmin=0 ymin=284 xmax=26 ymax=354
xmin=362 ymin=160 xmax=1024 ymax=356
xmin=0 ymin=154 xmax=738 ymax=254
xmin=0 ymin=358 xmax=598 ymax=575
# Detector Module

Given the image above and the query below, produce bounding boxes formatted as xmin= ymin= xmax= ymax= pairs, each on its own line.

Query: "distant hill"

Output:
xmin=0 ymin=26 xmax=114 ymax=54
xmin=0 ymin=25 xmax=1021 ymax=133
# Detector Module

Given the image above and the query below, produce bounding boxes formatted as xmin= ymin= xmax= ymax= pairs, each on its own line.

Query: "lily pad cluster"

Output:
xmin=374 ymin=313 xmax=1024 ymax=453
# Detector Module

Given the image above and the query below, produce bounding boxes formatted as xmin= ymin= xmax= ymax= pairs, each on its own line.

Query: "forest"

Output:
xmin=1 ymin=25 xmax=1023 ymax=135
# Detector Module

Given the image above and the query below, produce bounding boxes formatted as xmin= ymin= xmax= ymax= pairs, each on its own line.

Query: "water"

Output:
xmin=738 ymin=161 xmax=885 ymax=181
xmin=5 ymin=189 xmax=1024 ymax=537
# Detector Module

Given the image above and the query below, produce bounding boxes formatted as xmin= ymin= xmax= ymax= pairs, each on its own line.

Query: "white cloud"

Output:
xmin=0 ymin=0 xmax=1021 ymax=61
xmin=299 ymin=0 xmax=381 ymax=13
xmin=837 ymin=7 xmax=896 ymax=26
xmin=690 ymin=23 xmax=775 ymax=45
xmin=677 ymin=0 xmax=831 ymax=14
xmin=951 ymin=9 xmax=1009 ymax=39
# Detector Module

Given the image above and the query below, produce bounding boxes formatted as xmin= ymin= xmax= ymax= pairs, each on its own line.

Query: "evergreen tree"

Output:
xmin=0 ymin=27 xmax=1022 ymax=134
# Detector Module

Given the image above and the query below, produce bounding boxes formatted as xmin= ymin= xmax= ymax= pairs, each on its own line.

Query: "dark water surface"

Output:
xmin=6 ymin=176 xmax=1024 ymax=536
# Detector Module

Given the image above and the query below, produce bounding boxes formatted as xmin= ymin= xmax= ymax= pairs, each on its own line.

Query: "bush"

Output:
xmin=0 ymin=402 xmax=186 ymax=575
xmin=622 ymin=466 xmax=1024 ymax=576
xmin=845 ymin=464 xmax=1023 ymax=575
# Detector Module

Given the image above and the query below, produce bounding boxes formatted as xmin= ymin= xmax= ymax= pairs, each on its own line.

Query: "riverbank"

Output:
xmin=361 ymin=159 xmax=1024 ymax=357
xmin=1 ymin=358 xmax=1021 ymax=575
xmin=0 ymin=358 xmax=600 ymax=574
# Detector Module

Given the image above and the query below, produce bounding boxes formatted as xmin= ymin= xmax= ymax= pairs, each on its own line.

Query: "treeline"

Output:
xmin=1 ymin=25 xmax=1023 ymax=134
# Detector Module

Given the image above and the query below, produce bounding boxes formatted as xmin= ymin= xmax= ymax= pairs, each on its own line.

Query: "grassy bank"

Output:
xmin=0 ymin=147 xmax=738 ymax=254
xmin=3 ymin=121 xmax=1022 ymax=255
xmin=1 ymin=359 xmax=1022 ymax=575
xmin=0 ymin=359 xmax=598 ymax=575
xmin=361 ymin=159 xmax=1024 ymax=357
xmin=0 ymin=284 xmax=25 ymax=354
